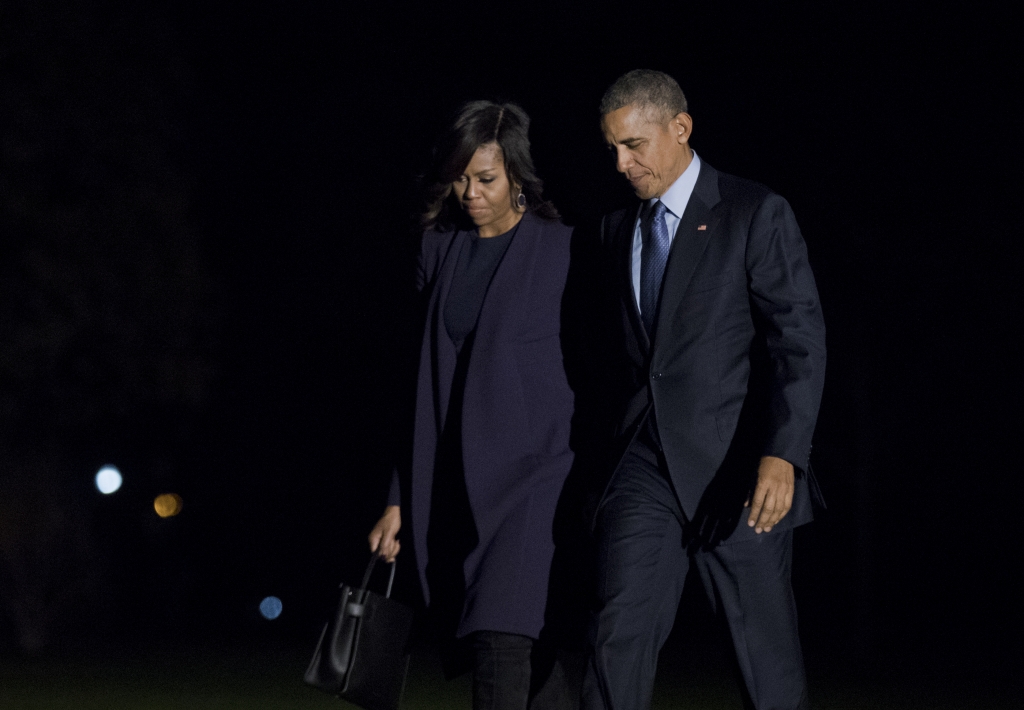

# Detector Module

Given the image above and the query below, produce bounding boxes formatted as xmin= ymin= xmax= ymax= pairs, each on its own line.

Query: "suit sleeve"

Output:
xmin=744 ymin=193 xmax=826 ymax=472
xmin=417 ymin=228 xmax=447 ymax=293
xmin=386 ymin=230 xmax=437 ymax=508
xmin=387 ymin=468 xmax=401 ymax=506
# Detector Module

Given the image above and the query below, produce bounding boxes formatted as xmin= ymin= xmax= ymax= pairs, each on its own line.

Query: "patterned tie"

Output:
xmin=640 ymin=200 xmax=670 ymax=334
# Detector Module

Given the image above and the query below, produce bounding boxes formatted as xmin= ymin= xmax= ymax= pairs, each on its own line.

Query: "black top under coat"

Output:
xmin=443 ymin=225 xmax=516 ymax=350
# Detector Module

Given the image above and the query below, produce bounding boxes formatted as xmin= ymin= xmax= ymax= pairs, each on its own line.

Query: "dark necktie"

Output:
xmin=640 ymin=200 xmax=670 ymax=334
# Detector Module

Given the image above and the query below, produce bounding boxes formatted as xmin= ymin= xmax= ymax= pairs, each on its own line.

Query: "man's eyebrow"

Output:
xmin=607 ymin=136 xmax=644 ymax=146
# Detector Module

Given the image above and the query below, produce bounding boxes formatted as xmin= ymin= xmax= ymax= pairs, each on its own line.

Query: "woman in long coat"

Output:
xmin=368 ymin=101 xmax=576 ymax=709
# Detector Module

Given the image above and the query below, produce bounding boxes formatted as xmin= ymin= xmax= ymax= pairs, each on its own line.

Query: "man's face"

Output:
xmin=601 ymin=103 xmax=692 ymax=201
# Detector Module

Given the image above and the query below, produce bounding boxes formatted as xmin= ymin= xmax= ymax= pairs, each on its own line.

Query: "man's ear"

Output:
xmin=673 ymin=112 xmax=693 ymax=145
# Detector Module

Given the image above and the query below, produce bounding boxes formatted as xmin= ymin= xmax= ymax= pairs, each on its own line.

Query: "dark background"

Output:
xmin=1 ymin=0 xmax=1019 ymax=697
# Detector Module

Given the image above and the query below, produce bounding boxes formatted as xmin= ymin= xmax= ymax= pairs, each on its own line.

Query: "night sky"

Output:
xmin=1 ymin=0 xmax=1019 ymax=695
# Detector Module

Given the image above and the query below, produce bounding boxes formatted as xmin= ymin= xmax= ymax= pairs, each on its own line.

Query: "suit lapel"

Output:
xmin=653 ymin=164 xmax=721 ymax=345
xmin=429 ymin=229 xmax=467 ymax=431
xmin=613 ymin=202 xmax=649 ymax=354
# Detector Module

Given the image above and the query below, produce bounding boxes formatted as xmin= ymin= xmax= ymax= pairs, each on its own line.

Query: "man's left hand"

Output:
xmin=745 ymin=455 xmax=794 ymax=534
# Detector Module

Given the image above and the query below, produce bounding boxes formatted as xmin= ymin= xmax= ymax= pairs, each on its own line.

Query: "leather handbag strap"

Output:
xmin=356 ymin=553 xmax=396 ymax=599
xmin=344 ymin=555 xmax=397 ymax=619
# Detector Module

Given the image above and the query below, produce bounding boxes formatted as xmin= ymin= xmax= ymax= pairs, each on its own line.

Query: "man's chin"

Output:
xmin=629 ymin=180 xmax=655 ymax=200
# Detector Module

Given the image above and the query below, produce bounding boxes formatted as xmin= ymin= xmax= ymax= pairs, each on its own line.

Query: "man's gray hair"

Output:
xmin=599 ymin=69 xmax=688 ymax=122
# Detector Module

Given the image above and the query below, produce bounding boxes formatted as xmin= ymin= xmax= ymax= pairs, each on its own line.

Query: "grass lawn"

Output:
xmin=0 ymin=646 xmax=1015 ymax=709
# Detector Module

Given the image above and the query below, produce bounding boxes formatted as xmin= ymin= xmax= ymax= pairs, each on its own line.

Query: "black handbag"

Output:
xmin=304 ymin=554 xmax=414 ymax=710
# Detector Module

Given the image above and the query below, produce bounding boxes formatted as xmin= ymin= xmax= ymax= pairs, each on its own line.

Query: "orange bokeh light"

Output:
xmin=154 ymin=493 xmax=183 ymax=518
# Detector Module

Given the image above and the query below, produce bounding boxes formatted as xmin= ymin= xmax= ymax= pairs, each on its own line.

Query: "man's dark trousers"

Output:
xmin=581 ymin=420 xmax=809 ymax=710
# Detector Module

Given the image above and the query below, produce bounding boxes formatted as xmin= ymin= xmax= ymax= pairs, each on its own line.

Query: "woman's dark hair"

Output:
xmin=421 ymin=100 xmax=559 ymax=230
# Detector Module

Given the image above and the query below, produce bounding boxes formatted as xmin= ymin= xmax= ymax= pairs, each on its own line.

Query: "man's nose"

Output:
xmin=614 ymin=148 xmax=632 ymax=174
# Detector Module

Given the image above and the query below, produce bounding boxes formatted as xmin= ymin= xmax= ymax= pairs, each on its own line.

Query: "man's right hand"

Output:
xmin=368 ymin=505 xmax=401 ymax=562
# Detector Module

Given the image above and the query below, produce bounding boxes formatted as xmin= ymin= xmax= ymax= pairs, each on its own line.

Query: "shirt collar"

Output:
xmin=650 ymin=151 xmax=701 ymax=218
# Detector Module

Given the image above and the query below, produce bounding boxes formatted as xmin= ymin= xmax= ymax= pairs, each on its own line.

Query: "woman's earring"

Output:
xmin=517 ymin=192 xmax=526 ymax=208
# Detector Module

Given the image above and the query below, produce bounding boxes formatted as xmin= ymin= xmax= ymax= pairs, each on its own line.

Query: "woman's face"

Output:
xmin=452 ymin=142 xmax=522 ymax=237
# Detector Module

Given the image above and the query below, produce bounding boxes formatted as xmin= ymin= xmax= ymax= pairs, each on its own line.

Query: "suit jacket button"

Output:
xmin=652 ymin=372 xmax=662 ymax=380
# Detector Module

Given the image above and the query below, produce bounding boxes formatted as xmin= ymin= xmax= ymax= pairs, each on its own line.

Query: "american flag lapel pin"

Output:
xmin=697 ymin=224 xmax=707 ymax=230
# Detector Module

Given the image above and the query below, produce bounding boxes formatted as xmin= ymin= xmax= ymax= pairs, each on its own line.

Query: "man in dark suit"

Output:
xmin=581 ymin=70 xmax=826 ymax=710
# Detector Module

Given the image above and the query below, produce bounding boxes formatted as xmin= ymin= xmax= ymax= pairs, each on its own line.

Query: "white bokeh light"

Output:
xmin=95 ymin=465 xmax=123 ymax=494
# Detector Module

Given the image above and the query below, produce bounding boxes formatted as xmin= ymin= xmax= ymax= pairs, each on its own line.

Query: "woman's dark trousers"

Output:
xmin=471 ymin=631 xmax=578 ymax=710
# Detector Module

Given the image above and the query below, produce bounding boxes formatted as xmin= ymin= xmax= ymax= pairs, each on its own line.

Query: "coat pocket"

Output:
xmin=685 ymin=273 xmax=733 ymax=297
xmin=714 ymin=407 xmax=741 ymax=442
xmin=515 ymin=334 xmax=573 ymax=454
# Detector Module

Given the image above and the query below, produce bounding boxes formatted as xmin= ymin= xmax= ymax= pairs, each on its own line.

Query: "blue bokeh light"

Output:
xmin=259 ymin=596 xmax=283 ymax=620
xmin=95 ymin=465 xmax=123 ymax=494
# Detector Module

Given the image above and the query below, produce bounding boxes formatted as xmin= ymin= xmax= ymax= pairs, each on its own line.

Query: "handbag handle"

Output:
xmin=341 ymin=554 xmax=397 ymax=620
xmin=355 ymin=553 xmax=397 ymax=599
